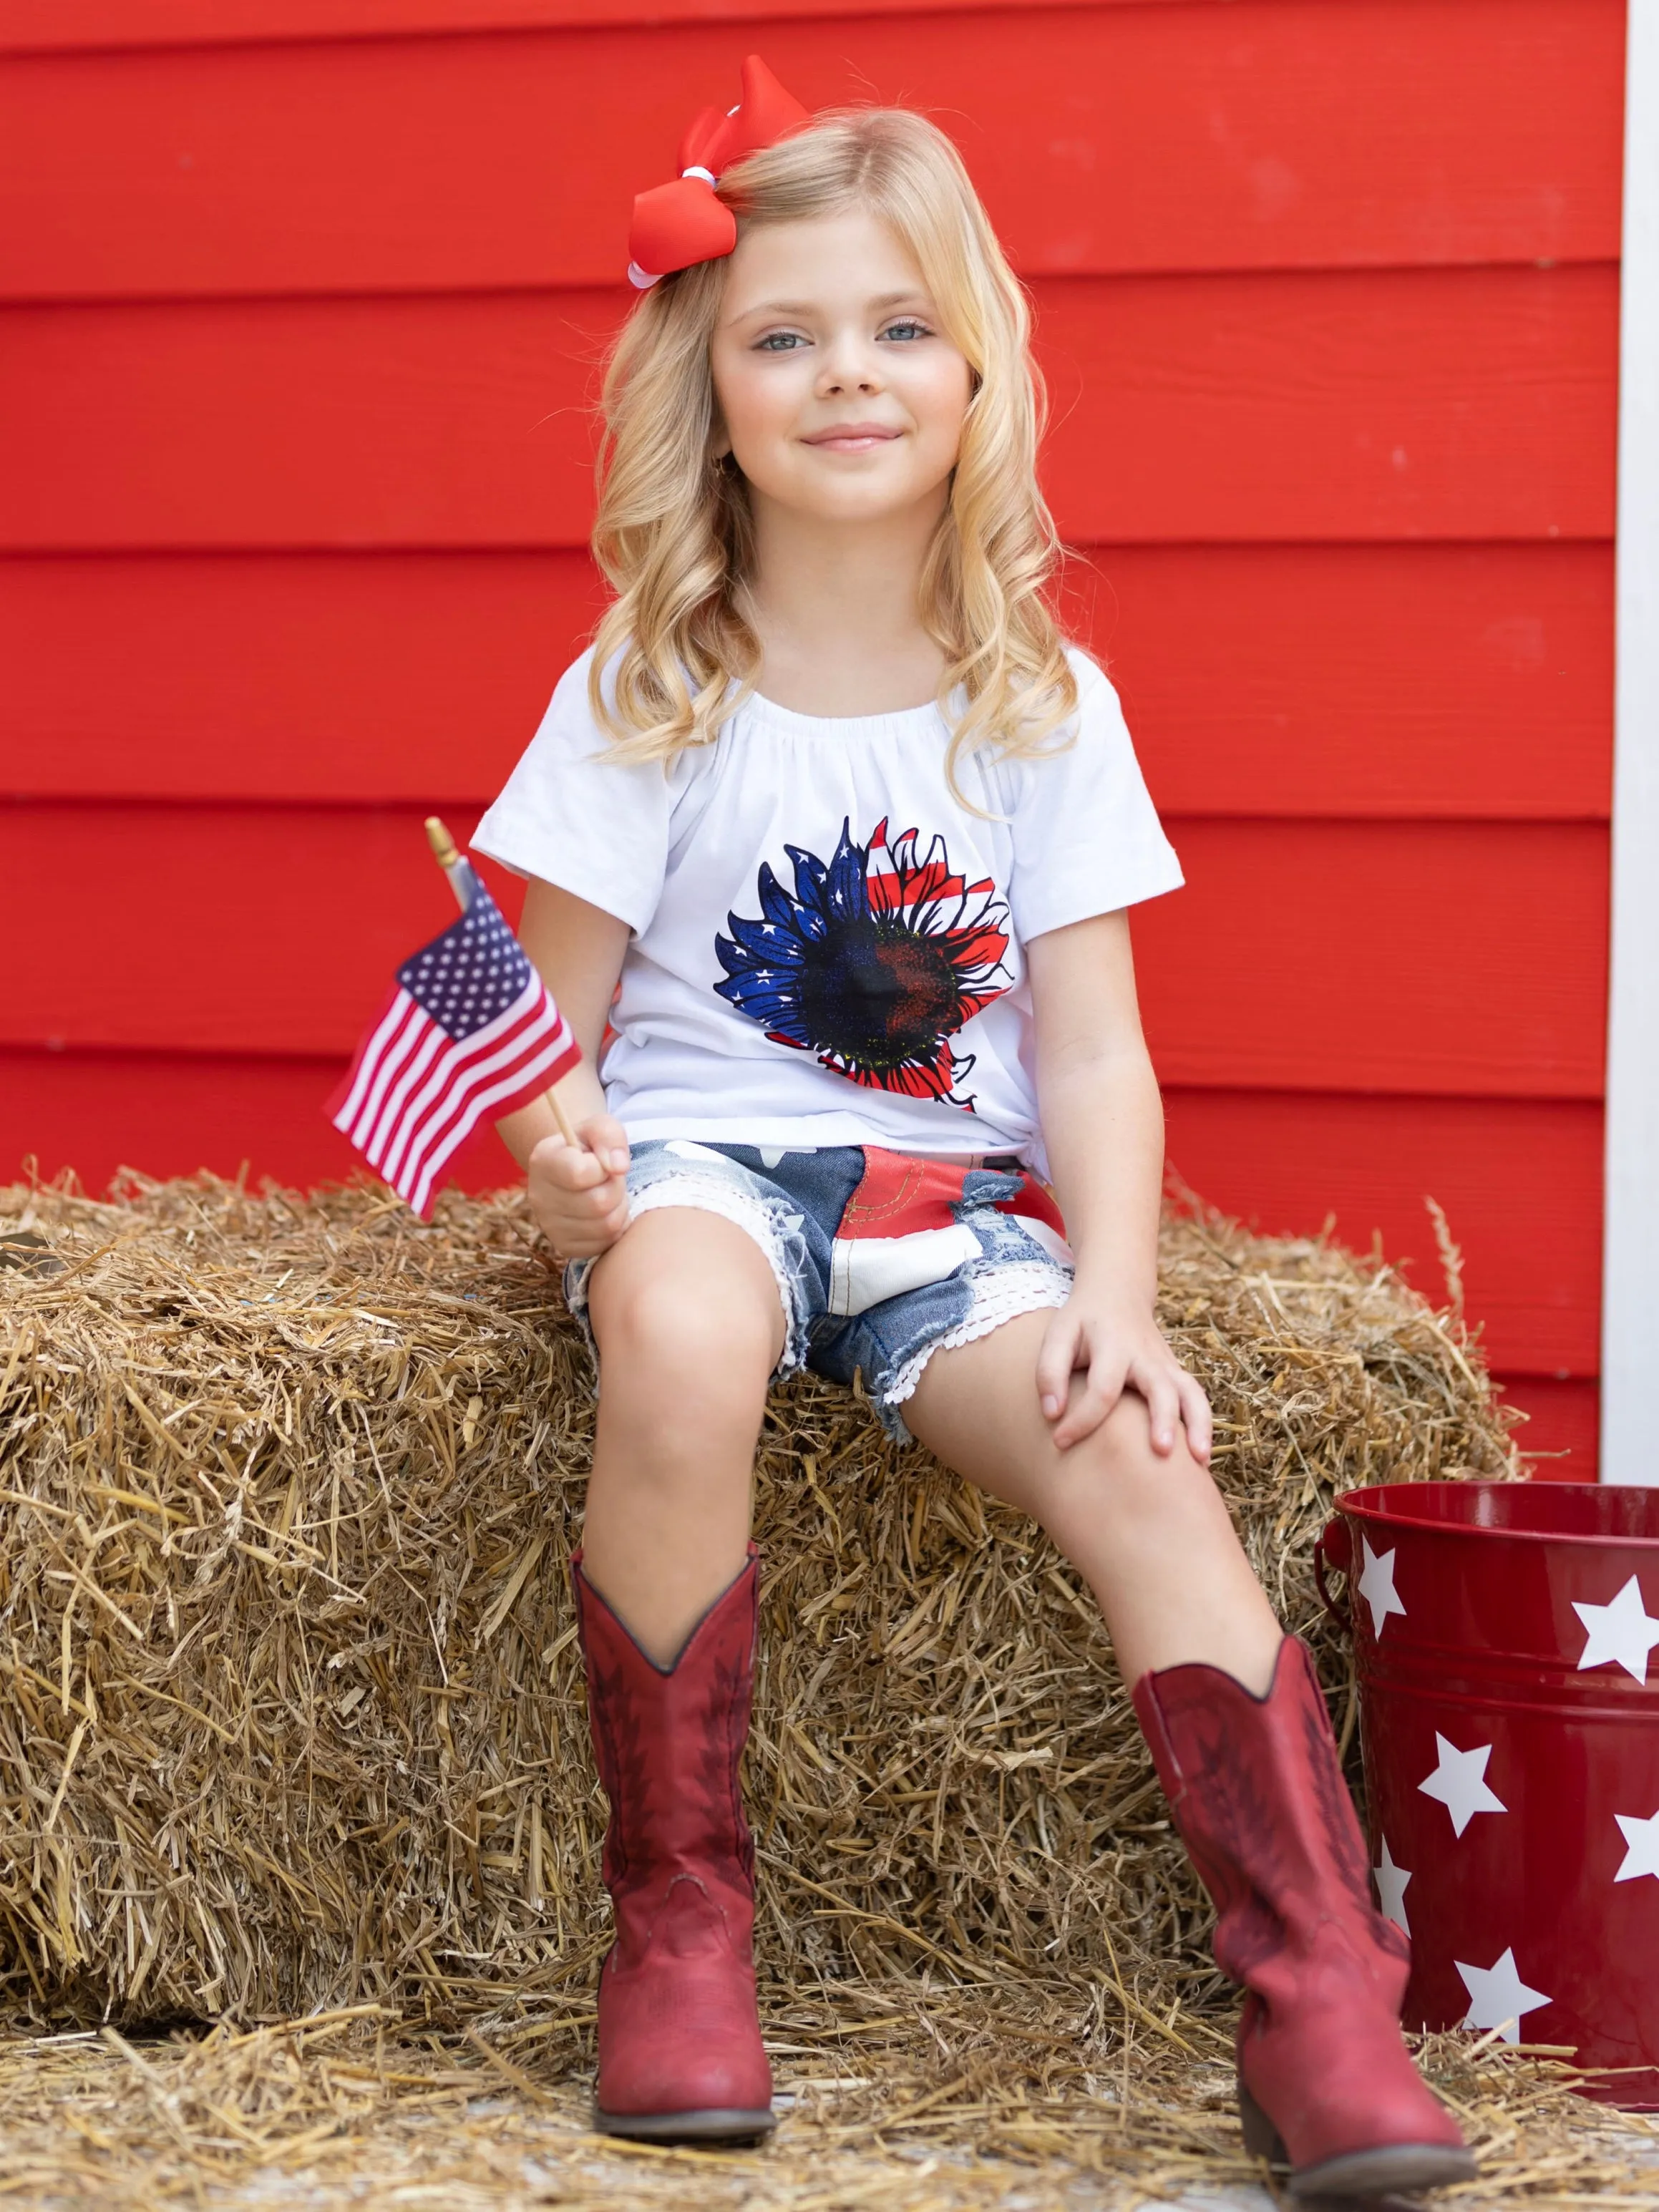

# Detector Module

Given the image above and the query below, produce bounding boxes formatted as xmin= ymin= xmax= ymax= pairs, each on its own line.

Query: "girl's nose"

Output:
xmin=819 ymin=338 xmax=882 ymax=393
xmin=822 ymin=369 xmax=880 ymax=396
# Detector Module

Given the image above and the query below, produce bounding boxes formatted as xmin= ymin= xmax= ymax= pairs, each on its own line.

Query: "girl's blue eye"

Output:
xmin=754 ymin=321 xmax=933 ymax=352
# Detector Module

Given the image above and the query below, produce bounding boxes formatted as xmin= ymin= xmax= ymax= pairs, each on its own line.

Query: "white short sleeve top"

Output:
xmin=470 ymin=640 xmax=1182 ymax=1180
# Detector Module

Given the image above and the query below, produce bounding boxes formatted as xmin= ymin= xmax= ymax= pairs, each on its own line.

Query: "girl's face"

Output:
xmin=709 ymin=211 xmax=974 ymax=526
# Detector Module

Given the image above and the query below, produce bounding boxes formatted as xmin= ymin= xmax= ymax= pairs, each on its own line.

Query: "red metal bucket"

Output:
xmin=1318 ymin=1482 xmax=1659 ymax=2107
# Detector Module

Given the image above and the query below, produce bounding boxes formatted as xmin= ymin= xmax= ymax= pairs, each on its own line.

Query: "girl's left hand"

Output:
xmin=1035 ymin=1290 xmax=1212 ymax=1461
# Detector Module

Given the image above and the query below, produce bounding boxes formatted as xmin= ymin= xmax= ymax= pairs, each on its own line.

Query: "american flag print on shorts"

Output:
xmin=326 ymin=875 xmax=580 ymax=1219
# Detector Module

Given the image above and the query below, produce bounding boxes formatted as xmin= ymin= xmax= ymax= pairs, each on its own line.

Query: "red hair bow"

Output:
xmin=627 ymin=53 xmax=814 ymax=291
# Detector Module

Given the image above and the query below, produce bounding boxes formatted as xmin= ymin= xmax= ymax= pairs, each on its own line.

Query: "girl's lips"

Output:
xmin=804 ymin=430 xmax=902 ymax=452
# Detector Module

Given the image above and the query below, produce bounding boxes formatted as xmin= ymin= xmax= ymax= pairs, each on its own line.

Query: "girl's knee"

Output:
xmin=590 ymin=1243 xmax=782 ymax=1433
xmin=594 ymin=1207 xmax=782 ymax=1335
xmin=1095 ymin=1387 xmax=1206 ymax=1473
xmin=1036 ymin=1394 xmax=1225 ymax=1539
xmin=609 ymin=1277 xmax=773 ymax=1378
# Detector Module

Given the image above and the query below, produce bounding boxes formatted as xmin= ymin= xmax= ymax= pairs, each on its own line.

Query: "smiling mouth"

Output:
xmin=805 ymin=432 xmax=902 ymax=452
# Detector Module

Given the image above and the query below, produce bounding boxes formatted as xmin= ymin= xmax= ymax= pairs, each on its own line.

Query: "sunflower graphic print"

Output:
xmin=714 ymin=817 xmax=1015 ymax=1111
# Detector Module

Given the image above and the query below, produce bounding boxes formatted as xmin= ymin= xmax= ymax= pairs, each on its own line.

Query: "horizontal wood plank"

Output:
xmin=0 ymin=552 xmax=612 ymax=804
xmin=0 ymin=1049 xmax=1598 ymax=1380
xmin=1162 ymin=1088 xmax=1601 ymax=1375
xmin=1138 ymin=818 xmax=1607 ymax=1100
xmin=1489 ymin=1376 xmax=1601 ymax=1478
xmin=0 ymin=1046 xmax=511 ymax=1204
xmin=3 ymin=545 xmax=1612 ymax=817
xmin=0 ymin=0 xmax=1177 ymax=49
xmin=0 ymin=0 xmax=1621 ymax=296
xmin=2 ymin=804 xmax=1608 ymax=1096
xmin=1081 ymin=543 xmax=1614 ymax=819
xmin=0 ymin=267 xmax=1617 ymax=551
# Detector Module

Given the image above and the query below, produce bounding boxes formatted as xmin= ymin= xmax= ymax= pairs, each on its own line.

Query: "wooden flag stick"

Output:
xmin=423 ymin=817 xmax=582 ymax=1149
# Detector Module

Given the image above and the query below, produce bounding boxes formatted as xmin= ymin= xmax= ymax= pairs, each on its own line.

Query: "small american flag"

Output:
xmin=326 ymin=872 xmax=580 ymax=1219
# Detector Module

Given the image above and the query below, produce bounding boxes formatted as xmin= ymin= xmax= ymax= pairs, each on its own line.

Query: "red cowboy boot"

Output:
xmin=570 ymin=1542 xmax=774 ymax=2142
xmin=1132 ymin=1635 xmax=1476 ymax=2198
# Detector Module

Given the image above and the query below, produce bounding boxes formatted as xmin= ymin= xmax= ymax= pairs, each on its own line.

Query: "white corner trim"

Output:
xmin=1604 ymin=0 xmax=1659 ymax=1481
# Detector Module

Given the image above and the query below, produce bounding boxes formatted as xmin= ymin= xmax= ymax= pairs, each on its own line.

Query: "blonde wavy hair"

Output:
xmin=585 ymin=101 xmax=1082 ymax=794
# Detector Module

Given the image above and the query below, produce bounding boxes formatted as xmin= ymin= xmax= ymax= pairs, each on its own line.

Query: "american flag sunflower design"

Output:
xmin=714 ymin=817 xmax=1015 ymax=1109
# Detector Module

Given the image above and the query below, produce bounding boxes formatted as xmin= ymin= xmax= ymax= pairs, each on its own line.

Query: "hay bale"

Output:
xmin=0 ymin=1172 xmax=1517 ymax=2030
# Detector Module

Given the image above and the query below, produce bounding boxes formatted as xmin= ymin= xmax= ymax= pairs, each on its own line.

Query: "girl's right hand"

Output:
xmin=527 ymin=1114 xmax=633 ymax=1260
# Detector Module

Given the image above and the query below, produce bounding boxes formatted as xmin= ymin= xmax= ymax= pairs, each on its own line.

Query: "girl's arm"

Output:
xmin=1026 ymin=910 xmax=1212 ymax=1461
xmin=493 ymin=876 xmax=635 ymax=1256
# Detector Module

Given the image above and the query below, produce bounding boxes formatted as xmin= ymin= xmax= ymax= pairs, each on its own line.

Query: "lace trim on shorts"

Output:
xmin=877 ymin=1259 xmax=1073 ymax=1420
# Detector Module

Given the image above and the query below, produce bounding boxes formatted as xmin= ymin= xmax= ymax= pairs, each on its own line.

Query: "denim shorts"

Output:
xmin=562 ymin=1141 xmax=1076 ymax=1446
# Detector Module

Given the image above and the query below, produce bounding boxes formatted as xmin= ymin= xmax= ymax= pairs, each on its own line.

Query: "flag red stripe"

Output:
xmin=406 ymin=1021 xmax=581 ymax=1217
xmin=370 ymin=977 xmax=545 ymax=1171
xmin=394 ymin=994 xmax=575 ymax=1198
xmin=399 ymin=1014 xmax=576 ymax=1215
xmin=345 ymin=993 xmax=427 ymax=1149
xmin=362 ymin=1007 xmax=447 ymax=1161
xmin=324 ymin=982 xmax=406 ymax=1128
xmin=378 ymin=977 xmax=548 ymax=1186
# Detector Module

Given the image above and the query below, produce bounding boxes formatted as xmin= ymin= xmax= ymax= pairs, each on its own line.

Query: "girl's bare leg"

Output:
xmin=904 ymin=1310 xmax=1476 ymax=2193
xmin=580 ymin=1208 xmax=787 ymax=1667
xmin=901 ymin=1310 xmax=1283 ymax=1692
xmin=573 ymin=1206 xmax=783 ymax=2137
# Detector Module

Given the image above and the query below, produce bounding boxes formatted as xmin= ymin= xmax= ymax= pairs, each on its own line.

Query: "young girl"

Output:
xmin=475 ymin=57 xmax=1476 ymax=2199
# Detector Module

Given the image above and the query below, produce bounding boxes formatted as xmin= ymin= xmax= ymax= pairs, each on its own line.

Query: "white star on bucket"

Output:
xmin=1572 ymin=1577 xmax=1659 ymax=1684
xmin=1373 ymin=1837 xmax=1411 ymax=1935
xmin=1614 ymin=1809 xmax=1659 ymax=1884
xmin=1455 ymin=1948 xmax=1551 ymax=2042
xmin=1357 ymin=1538 xmax=1406 ymax=1639
xmin=1418 ymin=1733 xmax=1507 ymax=1837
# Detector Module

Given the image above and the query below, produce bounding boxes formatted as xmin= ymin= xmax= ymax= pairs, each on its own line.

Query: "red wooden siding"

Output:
xmin=0 ymin=2 xmax=1622 ymax=291
xmin=0 ymin=0 xmax=1619 ymax=1473
xmin=4 ymin=545 xmax=1611 ymax=814
xmin=0 ymin=272 xmax=1617 ymax=549
xmin=1 ymin=808 xmax=1610 ymax=1091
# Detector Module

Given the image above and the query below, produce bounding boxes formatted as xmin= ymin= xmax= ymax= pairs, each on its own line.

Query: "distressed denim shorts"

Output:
xmin=562 ymin=1140 xmax=1076 ymax=1446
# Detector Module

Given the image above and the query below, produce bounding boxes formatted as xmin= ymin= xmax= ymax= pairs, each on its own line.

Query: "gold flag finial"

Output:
xmin=424 ymin=816 xmax=459 ymax=872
